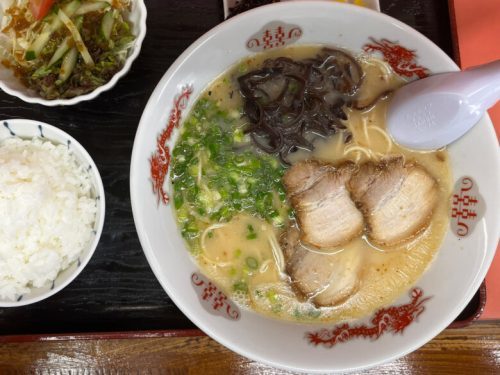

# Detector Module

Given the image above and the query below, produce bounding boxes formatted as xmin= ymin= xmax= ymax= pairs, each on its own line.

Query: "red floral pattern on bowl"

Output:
xmin=246 ymin=21 xmax=302 ymax=52
xmin=150 ymin=86 xmax=193 ymax=205
xmin=451 ymin=177 xmax=485 ymax=237
xmin=363 ymin=38 xmax=429 ymax=79
xmin=307 ymin=288 xmax=431 ymax=347
xmin=191 ymin=273 xmax=240 ymax=320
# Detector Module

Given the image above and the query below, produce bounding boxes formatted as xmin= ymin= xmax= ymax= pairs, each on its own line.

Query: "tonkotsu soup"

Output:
xmin=170 ymin=45 xmax=451 ymax=323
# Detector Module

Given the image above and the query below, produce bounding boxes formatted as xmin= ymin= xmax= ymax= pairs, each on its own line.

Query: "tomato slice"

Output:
xmin=29 ymin=0 xmax=57 ymax=20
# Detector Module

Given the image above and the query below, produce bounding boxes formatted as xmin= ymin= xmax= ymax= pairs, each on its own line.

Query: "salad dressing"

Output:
xmin=2 ymin=6 xmax=31 ymax=35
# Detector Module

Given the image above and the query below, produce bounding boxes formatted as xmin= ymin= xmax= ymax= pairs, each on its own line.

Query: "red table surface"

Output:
xmin=449 ymin=0 xmax=500 ymax=319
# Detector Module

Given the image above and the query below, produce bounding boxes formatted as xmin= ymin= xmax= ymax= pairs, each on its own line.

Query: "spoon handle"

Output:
xmin=386 ymin=59 xmax=500 ymax=150
xmin=462 ymin=60 xmax=500 ymax=111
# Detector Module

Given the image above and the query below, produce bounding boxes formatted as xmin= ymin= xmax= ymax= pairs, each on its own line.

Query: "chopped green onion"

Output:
xmin=246 ymin=232 xmax=257 ymax=240
xmin=266 ymin=289 xmax=278 ymax=303
xmin=308 ymin=309 xmax=321 ymax=319
xmin=232 ymin=281 xmax=248 ymax=293
xmin=246 ymin=224 xmax=257 ymax=240
xmin=245 ymin=257 xmax=258 ymax=270
xmin=171 ymin=99 xmax=288 ymax=245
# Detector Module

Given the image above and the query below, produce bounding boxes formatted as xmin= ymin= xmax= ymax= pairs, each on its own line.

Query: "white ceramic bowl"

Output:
xmin=0 ymin=119 xmax=105 ymax=307
xmin=0 ymin=0 xmax=147 ymax=106
xmin=130 ymin=2 xmax=500 ymax=372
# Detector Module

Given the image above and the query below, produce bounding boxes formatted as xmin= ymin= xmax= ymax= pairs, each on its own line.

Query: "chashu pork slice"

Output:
xmin=281 ymin=227 xmax=362 ymax=307
xmin=283 ymin=160 xmax=364 ymax=248
xmin=349 ymin=157 xmax=438 ymax=246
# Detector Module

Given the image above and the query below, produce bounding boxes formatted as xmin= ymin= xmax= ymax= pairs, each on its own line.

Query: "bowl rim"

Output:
xmin=0 ymin=0 xmax=147 ymax=106
xmin=0 ymin=119 xmax=106 ymax=307
xmin=130 ymin=1 xmax=500 ymax=372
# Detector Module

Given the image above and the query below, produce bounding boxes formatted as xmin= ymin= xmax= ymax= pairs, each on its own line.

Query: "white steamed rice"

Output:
xmin=0 ymin=137 xmax=97 ymax=301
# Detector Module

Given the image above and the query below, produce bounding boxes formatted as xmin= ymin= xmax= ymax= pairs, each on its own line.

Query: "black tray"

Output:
xmin=0 ymin=0 xmax=483 ymax=337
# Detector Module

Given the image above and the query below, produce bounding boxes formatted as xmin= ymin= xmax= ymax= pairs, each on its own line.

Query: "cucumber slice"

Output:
xmin=26 ymin=0 xmax=81 ymax=60
xmin=48 ymin=0 xmax=81 ymax=32
xmin=57 ymin=47 xmax=78 ymax=84
xmin=49 ymin=15 xmax=83 ymax=67
xmin=58 ymin=9 xmax=94 ymax=66
xmin=100 ymin=11 xmax=114 ymax=40
xmin=25 ymin=24 xmax=51 ymax=60
xmin=48 ymin=36 xmax=72 ymax=66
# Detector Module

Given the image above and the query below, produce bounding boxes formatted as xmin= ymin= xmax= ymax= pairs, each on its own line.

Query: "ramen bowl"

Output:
xmin=130 ymin=2 xmax=500 ymax=372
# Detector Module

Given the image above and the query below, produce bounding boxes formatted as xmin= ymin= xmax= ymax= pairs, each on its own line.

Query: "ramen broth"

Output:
xmin=171 ymin=46 xmax=451 ymax=322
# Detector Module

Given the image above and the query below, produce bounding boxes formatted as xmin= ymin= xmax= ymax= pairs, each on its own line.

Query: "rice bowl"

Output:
xmin=0 ymin=119 xmax=105 ymax=307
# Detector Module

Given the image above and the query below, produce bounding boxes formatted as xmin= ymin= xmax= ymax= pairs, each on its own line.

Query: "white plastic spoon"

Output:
xmin=387 ymin=59 xmax=500 ymax=150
